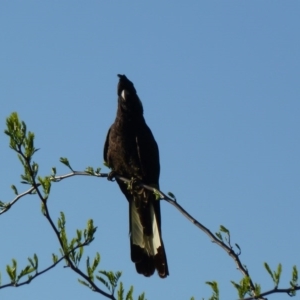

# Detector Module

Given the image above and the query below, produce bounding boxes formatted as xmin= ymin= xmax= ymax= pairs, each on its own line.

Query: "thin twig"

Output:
xmin=0 ymin=171 xmax=101 ymax=215
xmin=242 ymin=286 xmax=300 ymax=300
xmin=0 ymin=240 xmax=90 ymax=290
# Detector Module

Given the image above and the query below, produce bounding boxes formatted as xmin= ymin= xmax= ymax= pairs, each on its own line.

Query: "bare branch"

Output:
xmin=243 ymin=286 xmax=300 ymax=300
xmin=0 ymin=171 xmax=104 ymax=215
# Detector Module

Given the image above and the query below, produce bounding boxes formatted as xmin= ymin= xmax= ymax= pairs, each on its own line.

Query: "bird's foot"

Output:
xmin=107 ymin=171 xmax=116 ymax=182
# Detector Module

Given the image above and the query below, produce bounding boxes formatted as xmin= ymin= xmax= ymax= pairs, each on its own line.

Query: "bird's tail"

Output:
xmin=129 ymin=193 xmax=168 ymax=278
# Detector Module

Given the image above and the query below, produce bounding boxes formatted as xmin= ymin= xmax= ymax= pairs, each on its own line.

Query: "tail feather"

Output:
xmin=130 ymin=198 xmax=168 ymax=278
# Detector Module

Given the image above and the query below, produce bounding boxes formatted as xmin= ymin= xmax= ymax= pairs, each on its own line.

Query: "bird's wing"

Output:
xmin=131 ymin=123 xmax=168 ymax=278
xmin=135 ymin=122 xmax=160 ymax=186
xmin=103 ymin=126 xmax=111 ymax=166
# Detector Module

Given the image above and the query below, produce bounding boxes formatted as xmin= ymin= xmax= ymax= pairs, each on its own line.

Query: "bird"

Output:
xmin=103 ymin=74 xmax=169 ymax=278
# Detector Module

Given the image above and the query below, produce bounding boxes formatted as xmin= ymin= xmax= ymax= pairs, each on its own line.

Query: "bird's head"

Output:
xmin=117 ymin=74 xmax=143 ymax=115
xmin=117 ymin=74 xmax=137 ymax=99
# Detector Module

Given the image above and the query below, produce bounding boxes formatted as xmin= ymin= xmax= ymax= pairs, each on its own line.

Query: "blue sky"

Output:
xmin=1 ymin=2 xmax=299 ymax=299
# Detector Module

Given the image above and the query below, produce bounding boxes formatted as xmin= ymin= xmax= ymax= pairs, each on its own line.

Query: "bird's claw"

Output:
xmin=107 ymin=171 xmax=116 ymax=181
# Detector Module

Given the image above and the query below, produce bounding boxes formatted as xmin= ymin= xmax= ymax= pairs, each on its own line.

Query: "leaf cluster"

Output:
xmin=5 ymin=255 xmax=38 ymax=286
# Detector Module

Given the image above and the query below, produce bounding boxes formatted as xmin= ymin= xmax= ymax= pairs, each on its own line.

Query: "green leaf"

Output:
xmin=264 ymin=262 xmax=283 ymax=287
xmin=52 ymin=254 xmax=58 ymax=264
xmin=118 ymin=282 xmax=124 ymax=300
xmin=289 ymin=265 xmax=298 ymax=296
xmin=240 ymin=276 xmax=250 ymax=297
xmin=11 ymin=185 xmax=18 ymax=195
xmin=230 ymin=280 xmax=240 ymax=290
xmin=84 ymin=219 xmax=97 ymax=243
xmin=219 ymin=225 xmax=229 ymax=234
xmin=6 ymin=265 xmax=14 ymax=282
xmin=254 ymin=283 xmax=261 ymax=296
xmin=85 ymin=166 xmax=94 ymax=175
xmin=153 ymin=189 xmax=161 ymax=200
xmin=57 ymin=212 xmax=68 ymax=254
xmin=137 ymin=292 xmax=146 ymax=300
xmin=33 ymin=254 xmax=38 ymax=271
xmin=167 ymin=191 xmax=176 ymax=200
xmin=68 ymin=238 xmax=76 ymax=263
xmin=264 ymin=262 xmax=274 ymax=281
xmin=20 ymin=179 xmax=30 ymax=185
xmin=5 ymin=112 xmax=26 ymax=149
xmin=18 ymin=265 xmax=35 ymax=278
xmin=51 ymin=167 xmax=56 ymax=176
xmin=76 ymin=229 xmax=82 ymax=242
xmin=291 ymin=265 xmax=298 ymax=287
xmin=78 ymin=279 xmax=90 ymax=287
xmin=96 ymin=274 xmax=110 ymax=291
xmin=91 ymin=253 xmax=100 ymax=273
xmin=97 ymin=270 xmax=122 ymax=294
xmin=23 ymin=131 xmax=37 ymax=160
xmin=28 ymin=258 xmax=34 ymax=268
xmin=73 ymin=246 xmax=83 ymax=267
xmin=215 ymin=232 xmax=223 ymax=241
xmin=60 ymin=212 xmax=66 ymax=227
xmin=60 ymin=157 xmax=73 ymax=171
xmin=38 ymin=176 xmax=51 ymax=197
xmin=125 ymin=285 xmax=134 ymax=300
xmin=6 ymin=259 xmax=17 ymax=283
xmin=86 ymin=257 xmax=94 ymax=282
xmin=41 ymin=202 xmax=46 ymax=215
xmin=274 ymin=263 xmax=282 ymax=287
xmin=231 ymin=276 xmax=252 ymax=299
xmin=206 ymin=281 xmax=219 ymax=300
xmin=60 ymin=232 xmax=68 ymax=253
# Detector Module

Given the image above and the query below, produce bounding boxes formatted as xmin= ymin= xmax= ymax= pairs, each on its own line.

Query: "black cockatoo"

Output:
xmin=103 ymin=74 xmax=168 ymax=278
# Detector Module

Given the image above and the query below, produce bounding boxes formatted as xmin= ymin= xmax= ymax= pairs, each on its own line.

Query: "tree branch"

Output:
xmin=3 ymin=143 xmax=116 ymax=299
xmin=2 ymin=168 xmax=299 ymax=299
xmin=0 ymin=171 xmax=103 ymax=215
